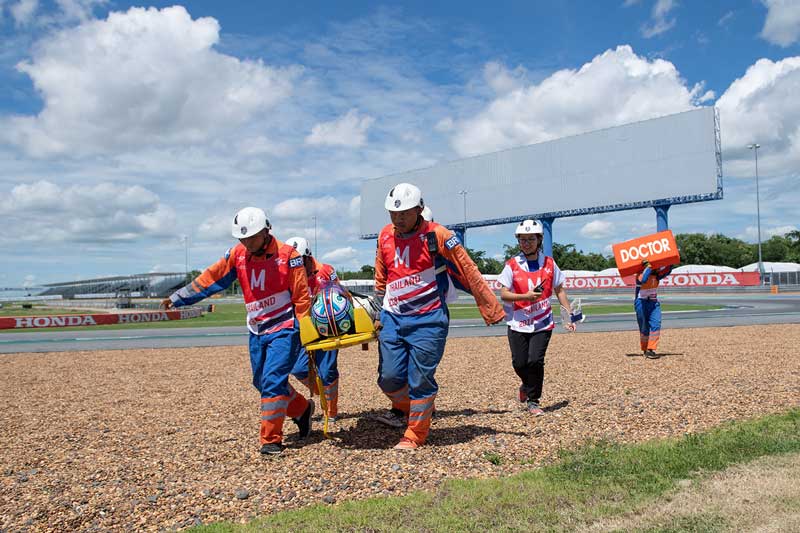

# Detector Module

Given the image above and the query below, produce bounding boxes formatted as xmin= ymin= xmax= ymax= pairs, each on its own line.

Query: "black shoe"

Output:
xmin=293 ymin=401 xmax=315 ymax=439
xmin=260 ymin=443 xmax=285 ymax=455
xmin=645 ymin=350 xmax=659 ymax=359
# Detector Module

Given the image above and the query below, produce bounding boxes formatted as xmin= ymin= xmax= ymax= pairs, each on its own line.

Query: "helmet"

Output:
xmin=232 ymin=207 xmax=270 ymax=239
xmin=515 ymin=219 xmax=543 ymax=236
xmin=310 ymin=285 xmax=354 ymax=337
xmin=385 ymin=183 xmax=424 ymax=212
xmin=286 ymin=236 xmax=312 ymax=257
xmin=421 ymin=205 xmax=433 ymax=221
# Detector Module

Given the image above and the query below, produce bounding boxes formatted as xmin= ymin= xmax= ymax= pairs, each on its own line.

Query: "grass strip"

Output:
xmin=194 ymin=409 xmax=800 ymax=532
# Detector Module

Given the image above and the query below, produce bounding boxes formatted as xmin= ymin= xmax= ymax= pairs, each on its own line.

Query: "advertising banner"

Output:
xmin=0 ymin=308 xmax=203 ymax=330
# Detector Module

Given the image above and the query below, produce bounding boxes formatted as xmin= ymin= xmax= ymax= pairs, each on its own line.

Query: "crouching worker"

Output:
xmin=373 ymin=183 xmax=505 ymax=450
xmin=285 ymin=237 xmax=342 ymax=430
xmin=162 ymin=207 xmax=314 ymax=455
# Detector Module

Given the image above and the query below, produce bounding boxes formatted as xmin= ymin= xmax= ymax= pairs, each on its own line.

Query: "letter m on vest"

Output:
xmin=394 ymin=246 xmax=410 ymax=268
xmin=251 ymin=269 xmax=266 ymax=291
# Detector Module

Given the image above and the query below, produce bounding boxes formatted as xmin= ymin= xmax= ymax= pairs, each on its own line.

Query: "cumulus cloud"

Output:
xmin=305 ymin=109 xmax=374 ymax=147
xmin=10 ymin=0 xmax=38 ymax=26
xmin=321 ymin=246 xmax=358 ymax=263
xmin=1 ymin=5 xmax=300 ymax=157
xmin=716 ymin=56 xmax=800 ymax=176
xmin=0 ymin=180 xmax=175 ymax=242
xmin=641 ymin=0 xmax=678 ymax=38
xmin=580 ymin=220 xmax=616 ymax=239
xmin=741 ymin=224 xmax=799 ymax=242
xmin=272 ymin=196 xmax=341 ymax=220
xmin=760 ymin=0 xmax=800 ymax=47
xmin=451 ymin=45 xmax=704 ymax=156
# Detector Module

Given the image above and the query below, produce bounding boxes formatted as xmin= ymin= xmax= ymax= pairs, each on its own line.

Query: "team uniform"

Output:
xmin=291 ymin=258 xmax=341 ymax=419
xmin=374 ymin=219 xmax=505 ymax=445
xmin=168 ymin=237 xmax=311 ymax=446
xmin=634 ymin=264 xmax=673 ymax=353
xmin=498 ymin=252 xmax=565 ymax=405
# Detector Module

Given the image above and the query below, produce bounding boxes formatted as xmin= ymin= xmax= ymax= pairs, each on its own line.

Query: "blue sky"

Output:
xmin=1 ymin=0 xmax=799 ymax=289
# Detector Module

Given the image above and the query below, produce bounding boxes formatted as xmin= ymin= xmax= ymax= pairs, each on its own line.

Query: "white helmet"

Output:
xmin=385 ymin=182 xmax=424 ymax=212
xmin=515 ymin=219 xmax=543 ymax=236
xmin=421 ymin=205 xmax=433 ymax=221
xmin=231 ymin=207 xmax=270 ymax=239
xmin=286 ymin=236 xmax=312 ymax=256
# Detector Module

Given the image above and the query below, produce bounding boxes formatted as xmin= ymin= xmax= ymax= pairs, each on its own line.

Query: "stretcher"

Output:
xmin=298 ymin=301 xmax=379 ymax=437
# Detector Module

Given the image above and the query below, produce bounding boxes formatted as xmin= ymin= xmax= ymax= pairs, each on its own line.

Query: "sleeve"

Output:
xmin=552 ymin=260 xmax=565 ymax=288
xmin=169 ymin=250 xmax=237 ymax=307
xmin=497 ymin=264 xmax=513 ymax=289
xmin=436 ymin=227 xmax=505 ymax=325
xmin=656 ymin=265 xmax=673 ymax=280
xmin=639 ymin=266 xmax=653 ymax=284
xmin=288 ymin=250 xmax=311 ymax=318
xmin=374 ymin=237 xmax=387 ymax=297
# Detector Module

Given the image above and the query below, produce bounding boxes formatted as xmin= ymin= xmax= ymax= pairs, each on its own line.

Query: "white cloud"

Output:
xmin=1 ymin=5 xmax=300 ymax=157
xmin=321 ymin=246 xmax=358 ymax=263
xmin=348 ymin=196 xmax=360 ymax=219
xmin=305 ymin=109 xmax=374 ymax=147
xmin=760 ymin=0 xmax=800 ymax=47
xmin=580 ymin=220 xmax=616 ymax=239
xmin=451 ymin=45 xmax=702 ymax=156
xmin=10 ymin=0 xmax=38 ymax=26
xmin=0 ymin=180 xmax=175 ymax=242
xmin=272 ymin=196 xmax=341 ymax=220
xmin=196 ymin=214 xmax=231 ymax=242
xmin=716 ymin=56 xmax=800 ymax=176
xmin=718 ymin=11 xmax=734 ymax=27
xmin=484 ymin=61 xmax=527 ymax=95
xmin=741 ymin=224 xmax=798 ymax=242
xmin=641 ymin=0 xmax=677 ymax=38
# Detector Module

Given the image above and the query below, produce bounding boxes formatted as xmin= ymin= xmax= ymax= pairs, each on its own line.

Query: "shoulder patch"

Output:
xmin=445 ymin=235 xmax=461 ymax=250
xmin=224 ymin=247 xmax=232 ymax=260
xmin=329 ymin=271 xmax=338 ymax=280
xmin=289 ymin=256 xmax=303 ymax=268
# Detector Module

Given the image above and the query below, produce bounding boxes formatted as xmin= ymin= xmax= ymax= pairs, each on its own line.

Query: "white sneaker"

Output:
xmin=374 ymin=408 xmax=407 ymax=428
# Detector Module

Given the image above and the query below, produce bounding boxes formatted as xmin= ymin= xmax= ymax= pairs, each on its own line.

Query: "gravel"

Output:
xmin=2 ymin=324 xmax=799 ymax=531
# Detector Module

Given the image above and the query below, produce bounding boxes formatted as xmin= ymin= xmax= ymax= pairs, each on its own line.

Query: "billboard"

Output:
xmin=360 ymin=107 xmax=722 ymax=238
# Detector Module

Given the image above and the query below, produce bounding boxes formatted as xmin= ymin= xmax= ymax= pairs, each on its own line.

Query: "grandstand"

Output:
xmin=38 ymin=273 xmax=188 ymax=299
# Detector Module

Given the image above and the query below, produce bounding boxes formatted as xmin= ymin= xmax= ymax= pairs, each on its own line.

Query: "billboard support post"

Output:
xmin=541 ymin=217 xmax=554 ymax=258
xmin=655 ymin=205 xmax=670 ymax=232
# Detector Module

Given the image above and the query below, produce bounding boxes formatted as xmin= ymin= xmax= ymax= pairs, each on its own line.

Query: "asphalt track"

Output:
xmin=2 ymin=294 xmax=799 ymax=354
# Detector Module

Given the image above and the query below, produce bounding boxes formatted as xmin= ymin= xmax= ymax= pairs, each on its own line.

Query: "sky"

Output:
xmin=1 ymin=0 xmax=799 ymax=289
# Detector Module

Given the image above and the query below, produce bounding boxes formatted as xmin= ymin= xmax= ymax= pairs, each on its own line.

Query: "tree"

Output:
xmin=465 ymin=247 xmax=503 ymax=274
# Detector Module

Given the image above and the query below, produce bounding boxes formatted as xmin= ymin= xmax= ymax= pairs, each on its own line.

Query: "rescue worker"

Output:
xmin=373 ymin=183 xmax=505 ymax=450
xmin=635 ymin=259 xmax=674 ymax=359
xmin=498 ymin=219 xmax=576 ymax=416
xmin=161 ymin=207 xmax=314 ymax=455
xmin=285 ymin=237 xmax=342 ymax=430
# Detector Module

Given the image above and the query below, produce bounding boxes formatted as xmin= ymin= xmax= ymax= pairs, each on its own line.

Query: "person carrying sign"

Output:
xmin=635 ymin=259 xmax=673 ymax=359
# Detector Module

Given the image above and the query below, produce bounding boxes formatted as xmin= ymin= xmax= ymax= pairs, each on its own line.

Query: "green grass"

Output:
xmin=447 ymin=303 xmax=719 ymax=320
xmin=1 ymin=302 xmax=719 ymax=333
xmin=192 ymin=409 xmax=800 ymax=532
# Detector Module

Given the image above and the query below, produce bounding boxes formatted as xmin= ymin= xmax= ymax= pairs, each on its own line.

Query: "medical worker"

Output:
xmin=635 ymin=259 xmax=673 ymax=359
xmin=285 ymin=237 xmax=343 ymax=430
xmin=498 ymin=220 xmax=576 ymax=416
xmin=373 ymin=183 xmax=505 ymax=450
xmin=162 ymin=207 xmax=313 ymax=455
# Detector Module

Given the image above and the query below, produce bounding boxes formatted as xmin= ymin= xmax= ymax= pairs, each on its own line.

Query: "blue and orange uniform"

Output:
xmin=634 ymin=263 xmax=673 ymax=353
xmin=168 ymin=237 xmax=311 ymax=446
xmin=291 ymin=258 xmax=341 ymax=419
xmin=374 ymin=219 xmax=505 ymax=446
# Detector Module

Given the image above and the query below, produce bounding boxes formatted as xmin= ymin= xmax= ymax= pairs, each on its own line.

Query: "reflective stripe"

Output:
xmin=261 ymin=412 xmax=286 ymax=421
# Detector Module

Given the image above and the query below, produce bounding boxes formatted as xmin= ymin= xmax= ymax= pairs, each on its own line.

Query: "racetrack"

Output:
xmin=2 ymin=323 xmax=799 ymax=531
xmin=2 ymin=293 xmax=799 ymax=353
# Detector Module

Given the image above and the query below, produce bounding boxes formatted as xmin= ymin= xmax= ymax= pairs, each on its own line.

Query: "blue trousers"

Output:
xmin=377 ymin=307 xmax=448 ymax=401
xmin=248 ymin=326 xmax=302 ymax=398
xmin=634 ymin=298 xmax=662 ymax=351
xmin=292 ymin=348 xmax=339 ymax=386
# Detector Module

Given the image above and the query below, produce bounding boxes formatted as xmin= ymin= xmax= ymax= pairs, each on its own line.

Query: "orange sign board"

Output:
xmin=612 ymin=230 xmax=680 ymax=277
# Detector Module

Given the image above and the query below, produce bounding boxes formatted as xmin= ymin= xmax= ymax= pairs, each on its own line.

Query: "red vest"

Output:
xmin=505 ymin=255 xmax=555 ymax=332
xmin=377 ymin=221 xmax=442 ymax=315
xmin=236 ymin=243 xmax=299 ymax=334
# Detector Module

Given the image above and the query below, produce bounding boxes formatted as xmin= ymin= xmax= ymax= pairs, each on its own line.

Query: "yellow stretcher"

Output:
xmin=298 ymin=306 xmax=378 ymax=437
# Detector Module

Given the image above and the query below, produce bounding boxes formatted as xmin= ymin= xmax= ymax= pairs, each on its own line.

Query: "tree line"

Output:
xmin=337 ymin=231 xmax=800 ymax=278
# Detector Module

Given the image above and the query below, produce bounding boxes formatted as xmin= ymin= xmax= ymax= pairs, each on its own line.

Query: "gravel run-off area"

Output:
xmin=2 ymin=324 xmax=799 ymax=531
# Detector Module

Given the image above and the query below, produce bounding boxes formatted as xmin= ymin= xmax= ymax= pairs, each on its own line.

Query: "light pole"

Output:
xmin=458 ymin=189 xmax=467 ymax=246
xmin=747 ymin=143 xmax=764 ymax=283
xmin=312 ymin=215 xmax=318 ymax=256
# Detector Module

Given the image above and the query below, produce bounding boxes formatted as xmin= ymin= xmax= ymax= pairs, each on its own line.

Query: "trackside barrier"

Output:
xmin=0 ymin=307 xmax=204 ymax=330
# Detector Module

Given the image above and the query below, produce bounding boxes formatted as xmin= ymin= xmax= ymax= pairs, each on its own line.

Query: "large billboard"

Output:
xmin=360 ymin=107 xmax=722 ymax=238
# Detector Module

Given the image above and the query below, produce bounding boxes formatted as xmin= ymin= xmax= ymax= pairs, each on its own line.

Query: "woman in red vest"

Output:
xmin=497 ymin=219 xmax=577 ymax=416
